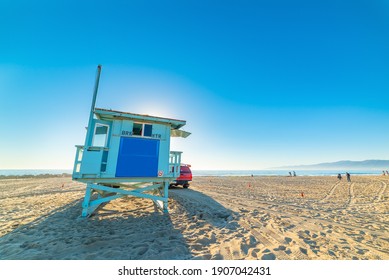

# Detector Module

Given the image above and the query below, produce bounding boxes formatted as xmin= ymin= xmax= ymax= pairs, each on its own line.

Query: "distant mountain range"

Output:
xmin=274 ymin=160 xmax=389 ymax=170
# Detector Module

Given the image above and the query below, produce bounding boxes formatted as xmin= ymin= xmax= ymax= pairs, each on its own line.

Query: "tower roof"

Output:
xmin=94 ymin=108 xmax=186 ymax=129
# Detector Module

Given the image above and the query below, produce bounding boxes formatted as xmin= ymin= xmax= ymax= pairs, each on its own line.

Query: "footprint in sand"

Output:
xmin=261 ymin=249 xmax=276 ymax=260
xmin=261 ymin=252 xmax=276 ymax=260
xmin=249 ymin=248 xmax=261 ymax=258
xmin=190 ymin=243 xmax=205 ymax=251
xmin=284 ymin=237 xmax=293 ymax=244
xmin=197 ymin=237 xmax=211 ymax=246
xmin=328 ymin=250 xmax=337 ymax=257
xmin=284 ymin=224 xmax=296 ymax=231
xmin=356 ymin=248 xmax=369 ymax=255
xmin=303 ymin=238 xmax=317 ymax=247
xmin=299 ymin=247 xmax=308 ymax=255
xmin=285 ymin=248 xmax=292 ymax=255
xmin=136 ymin=245 xmax=149 ymax=256
xmin=274 ymin=245 xmax=287 ymax=251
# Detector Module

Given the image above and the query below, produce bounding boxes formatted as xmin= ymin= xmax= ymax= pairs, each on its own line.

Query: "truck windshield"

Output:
xmin=180 ymin=166 xmax=191 ymax=173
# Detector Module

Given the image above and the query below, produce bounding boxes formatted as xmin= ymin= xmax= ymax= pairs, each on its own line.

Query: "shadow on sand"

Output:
xmin=0 ymin=187 xmax=238 ymax=260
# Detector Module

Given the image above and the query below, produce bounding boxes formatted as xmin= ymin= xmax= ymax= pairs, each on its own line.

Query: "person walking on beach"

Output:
xmin=383 ymin=171 xmax=386 ymax=176
xmin=337 ymin=173 xmax=342 ymax=180
xmin=293 ymin=171 xmax=296 ymax=177
xmin=386 ymin=170 xmax=389 ymax=176
xmin=289 ymin=172 xmax=292 ymax=177
xmin=346 ymin=172 xmax=351 ymax=182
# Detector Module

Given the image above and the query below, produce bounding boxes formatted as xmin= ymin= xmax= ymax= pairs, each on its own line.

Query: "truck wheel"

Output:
xmin=183 ymin=183 xmax=189 ymax=189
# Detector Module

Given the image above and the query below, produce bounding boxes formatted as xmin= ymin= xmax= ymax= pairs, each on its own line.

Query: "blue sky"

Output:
xmin=1 ymin=0 xmax=389 ymax=170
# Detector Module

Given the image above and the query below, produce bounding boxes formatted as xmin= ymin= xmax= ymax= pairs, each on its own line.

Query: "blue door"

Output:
xmin=115 ymin=137 xmax=160 ymax=177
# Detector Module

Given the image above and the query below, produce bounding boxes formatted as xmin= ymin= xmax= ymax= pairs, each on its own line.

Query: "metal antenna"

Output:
xmin=84 ymin=65 xmax=102 ymax=147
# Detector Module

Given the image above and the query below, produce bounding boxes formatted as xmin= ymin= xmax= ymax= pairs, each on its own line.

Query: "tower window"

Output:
xmin=132 ymin=123 xmax=153 ymax=137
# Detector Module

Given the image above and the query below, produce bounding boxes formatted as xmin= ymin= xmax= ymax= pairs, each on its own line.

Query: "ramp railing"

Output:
xmin=169 ymin=151 xmax=182 ymax=178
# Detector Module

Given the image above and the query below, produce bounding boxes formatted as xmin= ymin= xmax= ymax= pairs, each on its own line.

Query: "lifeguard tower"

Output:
xmin=72 ymin=65 xmax=190 ymax=217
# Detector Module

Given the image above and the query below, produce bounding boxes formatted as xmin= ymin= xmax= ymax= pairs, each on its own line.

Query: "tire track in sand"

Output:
xmin=240 ymin=219 xmax=293 ymax=260
xmin=240 ymin=220 xmax=274 ymax=248
xmin=319 ymin=182 xmax=341 ymax=203
xmin=203 ymin=190 xmax=388 ymax=238
xmin=374 ymin=180 xmax=387 ymax=203
xmin=346 ymin=183 xmax=356 ymax=208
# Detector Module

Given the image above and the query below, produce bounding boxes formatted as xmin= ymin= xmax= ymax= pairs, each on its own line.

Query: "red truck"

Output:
xmin=170 ymin=164 xmax=192 ymax=188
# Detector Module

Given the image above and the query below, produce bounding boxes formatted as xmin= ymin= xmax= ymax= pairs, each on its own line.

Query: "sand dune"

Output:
xmin=0 ymin=175 xmax=388 ymax=260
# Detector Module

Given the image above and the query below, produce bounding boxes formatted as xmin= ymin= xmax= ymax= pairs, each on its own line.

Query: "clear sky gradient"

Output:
xmin=1 ymin=0 xmax=388 ymax=170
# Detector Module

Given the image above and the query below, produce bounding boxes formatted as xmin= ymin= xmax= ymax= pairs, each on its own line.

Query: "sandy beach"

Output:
xmin=0 ymin=175 xmax=388 ymax=260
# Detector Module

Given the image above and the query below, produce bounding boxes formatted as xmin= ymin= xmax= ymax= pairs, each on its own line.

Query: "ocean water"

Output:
xmin=0 ymin=169 xmax=72 ymax=176
xmin=0 ymin=169 xmax=383 ymax=177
